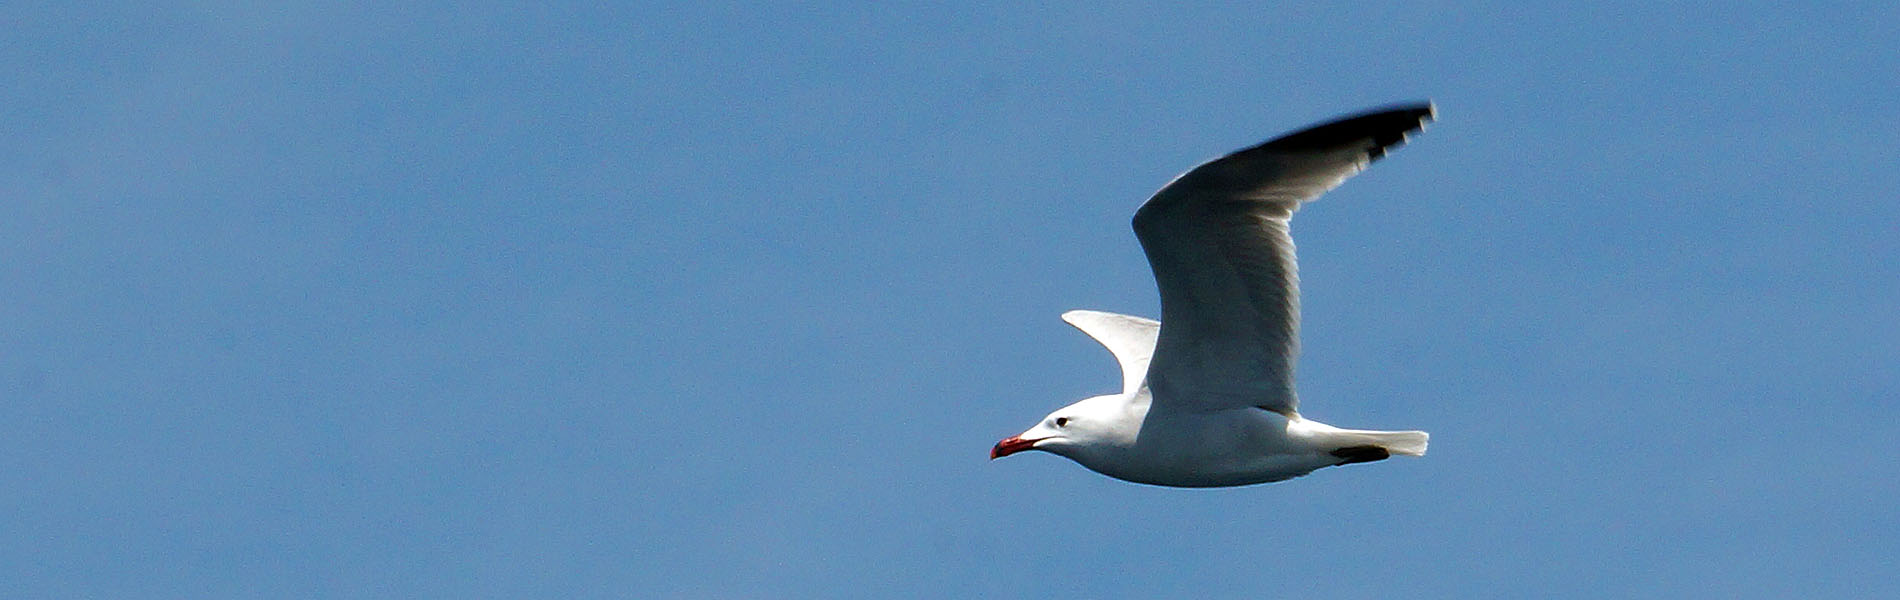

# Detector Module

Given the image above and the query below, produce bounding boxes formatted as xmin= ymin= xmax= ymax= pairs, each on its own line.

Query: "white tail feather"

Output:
xmin=1369 ymin=430 xmax=1429 ymax=456
xmin=1336 ymin=429 xmax=1429 ymax=457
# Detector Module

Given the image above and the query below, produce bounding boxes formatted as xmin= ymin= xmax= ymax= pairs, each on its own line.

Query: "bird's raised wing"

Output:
xmin=1061 ymin=310 xmax=1160 ymax=396
xmin=1132 ymin=104 xmax=1433 ymax=415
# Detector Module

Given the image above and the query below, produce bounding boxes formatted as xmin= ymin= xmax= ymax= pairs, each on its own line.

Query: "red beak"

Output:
xmin=990 ymin=435 xmax=1039 ymax=460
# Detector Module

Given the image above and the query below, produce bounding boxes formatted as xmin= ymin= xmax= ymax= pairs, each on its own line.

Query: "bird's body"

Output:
xmin=991 ymin=104 xmax=1436 ymax=487
xmin=1047 ymin=391 xmax=1341 ymax=488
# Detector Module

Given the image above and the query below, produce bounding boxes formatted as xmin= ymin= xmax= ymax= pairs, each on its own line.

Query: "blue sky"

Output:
xmin=5 ymin=2 xmax=1897 ymax=598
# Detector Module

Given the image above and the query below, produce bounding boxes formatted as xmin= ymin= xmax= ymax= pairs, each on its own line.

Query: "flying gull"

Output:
xmin=991 ymin=103 xmax=1436 ymax=487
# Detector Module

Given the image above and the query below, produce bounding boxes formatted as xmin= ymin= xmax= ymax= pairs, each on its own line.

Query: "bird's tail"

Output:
xmin=1367 ymin=430 xmax=1429 ymax=456
xmin=1332 ymin=428 xmax=1430 ymax=457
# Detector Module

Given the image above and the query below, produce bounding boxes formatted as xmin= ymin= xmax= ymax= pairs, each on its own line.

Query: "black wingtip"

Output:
xmin=1260 ymin=101 xmax=1435 ymax=161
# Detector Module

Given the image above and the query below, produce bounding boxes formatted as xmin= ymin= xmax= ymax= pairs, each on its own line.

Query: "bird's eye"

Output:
xmin=1054 ymin=417 xmax=1069 ymax=427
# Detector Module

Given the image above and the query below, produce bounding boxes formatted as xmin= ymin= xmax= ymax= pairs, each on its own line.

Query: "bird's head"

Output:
xmin=991 ymin=394 xmax=1141 ymax=461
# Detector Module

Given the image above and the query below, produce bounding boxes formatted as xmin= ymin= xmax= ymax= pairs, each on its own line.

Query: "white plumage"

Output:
xmin=991 ymin=104 xmax=1436 ymax=487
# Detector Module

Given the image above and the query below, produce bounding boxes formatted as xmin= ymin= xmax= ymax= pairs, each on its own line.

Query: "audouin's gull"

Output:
xmin=991 ymin=104 xmax=1435 ymax=487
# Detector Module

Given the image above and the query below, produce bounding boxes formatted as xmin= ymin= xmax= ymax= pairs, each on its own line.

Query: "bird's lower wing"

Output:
xmin=1133 ymin=104 xmax=1434 ymax=414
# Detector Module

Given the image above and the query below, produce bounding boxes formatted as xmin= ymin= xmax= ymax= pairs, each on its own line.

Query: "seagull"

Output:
xmin=991 ymin=103 xmax=1436 ymax=487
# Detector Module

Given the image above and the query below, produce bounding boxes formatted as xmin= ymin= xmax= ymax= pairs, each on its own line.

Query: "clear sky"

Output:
xmin=5 ymin=2 xmax=1897 ymax=598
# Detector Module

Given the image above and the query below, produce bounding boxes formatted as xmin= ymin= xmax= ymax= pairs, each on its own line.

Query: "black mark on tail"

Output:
xmin=1331 ymin=445 xmax=1391 ymax=465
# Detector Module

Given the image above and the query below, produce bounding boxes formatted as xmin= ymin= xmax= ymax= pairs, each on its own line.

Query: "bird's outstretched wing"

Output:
xmin=1061 ymin=309 xmax=1159 ymax=396
xmin=1132 ymin=104 xmax=1433 ymax=415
